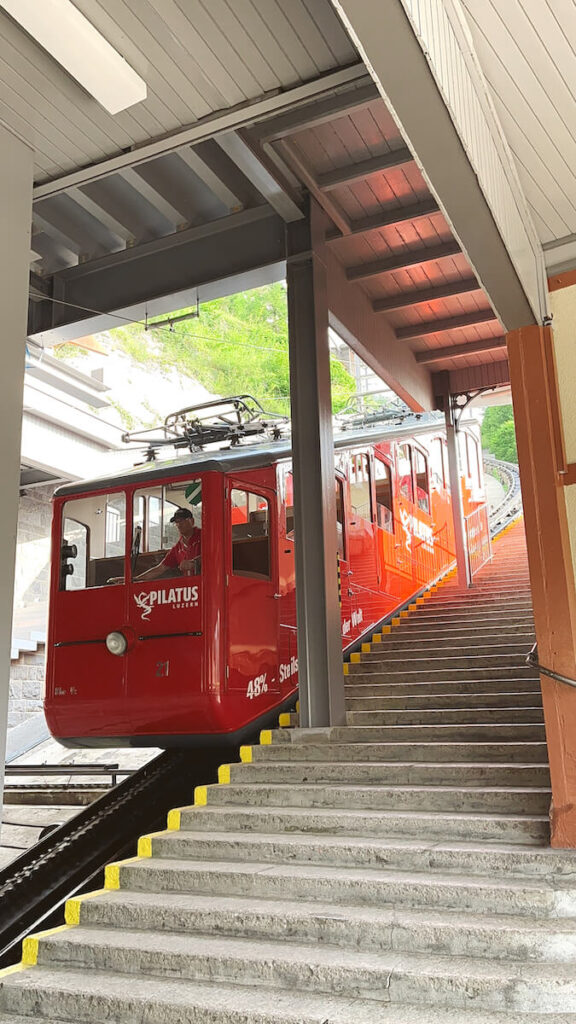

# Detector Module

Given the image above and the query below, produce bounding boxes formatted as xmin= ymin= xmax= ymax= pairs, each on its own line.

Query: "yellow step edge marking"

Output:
xmin=137 ymin=828 xmax=169 ymax=858
xmin=392 ymin=617 xmax=400 ymax=626
xmin=295 ymin=700 xmax=300 ymax=713
xmin=240 ymin=745 xmax=253 ymax=763
xmin=350 ymin=652 xmax=361 ymax=663
xmin=400 ymin=610 xmax=409 ymax=618
xmin=409 ymin=603 xmax=417 ymax=611
xmin=22 ymin=924 xmax=70 ymax=966
xmin=260 ymin=729 xmax=273 ymax=745
xmin=167 ymin=807 xmax=183 ymax=830
xmin=218 ymin=763 xmax=231 ymax=784
xmin=372 ymin=634 xmax=382 ymax=643
xmin=343 ymin=662 xmax=349 ymax=676
xmin=416 ymin=597 xmax=425 ymax=605
xmin=65 ymin=888 xmax=107 ymax=927
xmin=382 ymin=625 xmax=392 ymax=634
xmin=361 ymin=642 xmax=371 ymax=653
xmin=194 ymin=785 xmax=208 ymax=806
xmin=278 ymin=712 xmax=292 ymax=727
xmin=0 ymin=963 xmax=27 ymax=979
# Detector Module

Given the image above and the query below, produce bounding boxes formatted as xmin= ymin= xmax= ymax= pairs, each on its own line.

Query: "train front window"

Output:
xmin=231 ymin=489 xmax=270 ymax=579
xmin=374 ymin=458 xmax=394 ymax=532
xmin=60 ymin=493 xmax=126 ymax=590
xmin=132 ymin=479 xmax=202 ymax=580
xmin=350 ymin=453 xmax=372 ymax=521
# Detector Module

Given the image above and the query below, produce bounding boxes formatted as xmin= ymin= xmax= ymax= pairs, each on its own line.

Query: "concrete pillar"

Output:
xmin=0 ymin=126 xmax=34 ymax=825
xmin=286 ymin=199 xmax=345 ymax=728
xmin=507 ymin=323 xmax=576 ymax=847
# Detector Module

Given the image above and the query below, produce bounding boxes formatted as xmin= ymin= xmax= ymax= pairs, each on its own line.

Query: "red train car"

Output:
xmin=45 ymin=405 xmax=488 ymax=747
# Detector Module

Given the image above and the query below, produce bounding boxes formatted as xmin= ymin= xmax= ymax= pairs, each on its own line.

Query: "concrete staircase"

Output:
xmin=2 ymin=521 xmax=576 ymax=1022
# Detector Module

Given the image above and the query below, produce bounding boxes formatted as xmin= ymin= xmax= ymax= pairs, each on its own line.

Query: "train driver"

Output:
xmin=109 ymin=506 xmax=201 ymax=584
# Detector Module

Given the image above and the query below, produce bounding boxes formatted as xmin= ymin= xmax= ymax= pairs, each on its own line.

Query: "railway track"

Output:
xmin=484 ymin=455 xmax=523 ymax=535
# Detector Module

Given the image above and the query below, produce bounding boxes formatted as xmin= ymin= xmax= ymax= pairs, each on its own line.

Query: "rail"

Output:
xmin=0 ymin=742 xmax=247 ymax=968
xmin=5 ymin=764 xmax=135 ymax=787
xmin=526 ymin=643 xmax=576 ymax=691
xmin=484 ymin=455 xmax=523 ymax=535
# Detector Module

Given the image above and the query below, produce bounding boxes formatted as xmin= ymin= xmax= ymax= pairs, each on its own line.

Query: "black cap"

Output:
xmin=170 ymin=507 xmax=194 ymax=523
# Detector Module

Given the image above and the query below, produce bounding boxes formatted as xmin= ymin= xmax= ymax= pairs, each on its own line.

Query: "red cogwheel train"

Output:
xmin=45 ymin=398 xmax=489 ymax=747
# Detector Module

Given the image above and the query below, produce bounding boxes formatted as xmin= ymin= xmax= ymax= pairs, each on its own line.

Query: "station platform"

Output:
xmin=3 ymin=520 xmax=576 ymax=1022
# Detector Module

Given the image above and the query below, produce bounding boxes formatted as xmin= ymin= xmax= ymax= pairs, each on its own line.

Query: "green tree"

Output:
xmin=111 ymin=283 xmax=356 ymax=416
xmin=490 ymin=420 xmax=518 ymax=463
xmin=482 ymin=405 xmax=514 ymax=450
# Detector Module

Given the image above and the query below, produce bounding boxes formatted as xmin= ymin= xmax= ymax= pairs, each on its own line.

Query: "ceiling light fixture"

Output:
xmin=0 ymin=0 xmax=147 ymax=114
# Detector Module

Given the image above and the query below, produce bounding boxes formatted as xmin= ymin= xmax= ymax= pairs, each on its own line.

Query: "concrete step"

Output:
xmin=27 ymin=926 xmax=576 ymax=1012
xmin=370 ymin=643 xmax=534 ymax=659
xmin=251 ymin=740 xmax=549 ymax=764
xmin=424 ymin=597 xmax=533 ymax=610
xmin=345 ymin=691 xmax=543 ymax=710
xmin=359 ymin=653 xmax=532 ymax=670
xmin=345 ymin=708 xmax=544 ymax=727
xmin=226 ymin=760 xmax=551 ymax=788
xmin=386 ymin=624 xmax=535 ymax=639
xmin=173 ymin=803 xmax=549 ymax=844
xmin=346 ymin=666 xmax=539 ymax=682
xmin=3 ymin=968 xmax=573 ymax=1024
xmin=287 ymin=723 xmax=546 ymax=743
xmin=398 ymin=610 xmax=534 ymax=624
xmin=201 ymin=781 xmax=551 ymax=815
xmin=115 ymin=856 xmax=566 ymax=913
xmin=142 ymin=830 xmax=572 ymax=880
xmin=74 ymin=889 xmax=576 ymax=963
xmin=344 ymin=677 xmax=542 ymax=696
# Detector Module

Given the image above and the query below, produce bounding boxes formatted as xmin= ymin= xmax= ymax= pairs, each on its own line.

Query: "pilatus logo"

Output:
xmin=399 ymin=508 xmax=435 ymax=554
xmin=134 ymin=586 xmax=199 ymax=620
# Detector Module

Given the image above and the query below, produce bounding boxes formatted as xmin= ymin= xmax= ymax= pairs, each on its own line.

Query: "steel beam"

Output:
xmin=373 ymin=277 xmax=479 ymax=313
xmin=318 ymin=147 xmax=413 ymax=191
xmin=327 ymin=197 xmax=439 ymax=242
xmin=346 ymin=240 xmax=461 ymax=281
xmin=120 ymin=167 xmax=185 ymax=229
xmin=286 ymin=203 xmax=346 ymax=728
xmin=275 ymin=139 xmax=351 ymax=236
xmin=216 ymin=131 xmax=303 ymax=222
xmin=396 ymin=309 xmax=498 ymax=340
xmin=29 ymin=207 xmax=286 ymax=340
xmin=255 ymin=81 xmax=379 ymax=142
xmin=416 ymin=336 xmax=507 ymax=363
xmin=32 ymin=65 xmax=370 ymax=201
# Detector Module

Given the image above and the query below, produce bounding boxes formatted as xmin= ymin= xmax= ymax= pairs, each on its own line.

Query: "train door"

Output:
xmin=335 ymin=473 xmax=354 ymax=646
xmin=347 ymin=452 xmax=378 ymax=637
xmin=373 ymin=454 xmax=397 ymax=601
xmin=226 ymin=483 xmax=280 ymax=702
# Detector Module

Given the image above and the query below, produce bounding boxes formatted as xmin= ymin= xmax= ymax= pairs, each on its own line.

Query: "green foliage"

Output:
xmin=482 ymin=405 xmax=518 ymax=463
xmin=109 ymin=283 xmax=356 ymax=416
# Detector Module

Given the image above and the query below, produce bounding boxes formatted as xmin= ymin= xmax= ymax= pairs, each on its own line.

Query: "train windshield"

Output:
xmin=60 ymin=492 xmax=126 ymax=590
xmin=132 ymin=478 xmax=203 ymax=580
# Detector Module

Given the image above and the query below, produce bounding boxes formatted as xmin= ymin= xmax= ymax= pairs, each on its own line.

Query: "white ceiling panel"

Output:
xmin=460 ymin=0 xmax=576 ymax=244
xmin=0 ymin=0 xmax=357 ymax=184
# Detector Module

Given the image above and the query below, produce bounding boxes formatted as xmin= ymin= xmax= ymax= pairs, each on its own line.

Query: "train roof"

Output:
xmin=54 ymin=412 xmax=451 ymax=497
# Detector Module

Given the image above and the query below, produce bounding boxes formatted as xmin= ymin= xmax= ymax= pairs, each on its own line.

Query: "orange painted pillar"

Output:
xmin=507 ymin=324 xmax=576 ymax=847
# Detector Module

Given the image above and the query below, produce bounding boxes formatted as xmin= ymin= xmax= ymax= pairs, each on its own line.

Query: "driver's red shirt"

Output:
xmin=162 ymin=529 xmax=201 ymax=570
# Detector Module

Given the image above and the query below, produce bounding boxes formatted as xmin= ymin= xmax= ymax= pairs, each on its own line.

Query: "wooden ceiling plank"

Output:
xmin=417 ymin=336 xmax=507 ymax=363
xmin=346 ymin=239 xmax=462 ymax=280
xmin=373 ymin=276 xmax=480 ymax=312
xmin=398 ymin=309 xmax=498 ymax=341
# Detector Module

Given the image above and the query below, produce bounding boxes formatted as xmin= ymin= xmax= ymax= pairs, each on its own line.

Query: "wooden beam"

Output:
xmin=373 ymin=276 xmax=479 ymax=313
xmin=397 ymin=310 xmax=498 ymax=340
xmin=327 ymin=197 xmax=439 ymax=243
xmin=346 ymin=240 xmax=461 ymax=281
xmin=318 ymin=147 xmax=413 ymax=191
xmin=416 ymin=336 xmax=507 ymax=363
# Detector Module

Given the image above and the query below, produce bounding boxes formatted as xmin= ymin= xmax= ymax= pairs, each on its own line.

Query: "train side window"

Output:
xmin=350 ymin=453 xmax=372 ymax=521
xmin=430 ymin=438 xmax=446 ymax=490
xmin=231 ymin=489 xmax=271 ymax=579
xmin=374 ymin=458 xmax=394 ymax=532
xmin=398 ymin=444 xmax=414 ymax=503
xmin=414 ymin=449 xmax=430 ymax=514
xmin=335 ymin=477 xmax=346 ymax=559
xmin=60 ymin=493 xmax=126 ymax=589
xmin=285 ymin=471 xmax=294 ymax=539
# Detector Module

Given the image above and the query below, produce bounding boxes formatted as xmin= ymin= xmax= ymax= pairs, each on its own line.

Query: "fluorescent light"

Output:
xmin=0 ymin=0 xmax=147 ymax=114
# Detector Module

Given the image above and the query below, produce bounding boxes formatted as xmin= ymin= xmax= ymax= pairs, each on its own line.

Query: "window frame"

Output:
xmin=413 ymin=446 xmax=431 ymax=515
xmin=373 ymin=455 xmax=394 ymax=533
xmin=230 ymin=487 xmax=272 ymax=580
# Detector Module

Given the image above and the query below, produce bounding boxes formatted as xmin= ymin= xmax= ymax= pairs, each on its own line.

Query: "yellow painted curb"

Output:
xmin=416 ymin=597 xmax=425 ymax=605
xmin=382 ymin=625 xmax=392 ymax=634
xmin=0 ymin=963 xmax=27 ymax=979
xmin=392 ymin=617 xmax=401 ymax=626
xmin=260 ymin=729 xmax=273 ymax=745
xmin=240 ymin=745 xmax=253 ymax=763
xmin=343 ymin=662 xmax=349 ymax=675
xmin=372 ymin=633 xmax=382 ymax=643
xmin=361 ymin=642 xmax=371 ymax=653
xmin=400 ymin=610 xmax=409 ymax=618
xmin=22 ymin=924 xmax=70 ymax=966
xmin=296 ymin=700 xmax=300 ymax=712
xmin=194 ymin=785 xmax=208 ymax=806
xmin=409 ymin=603 xmax=417 ymax=611
xmin=350 ymin=652 xmax=361 ymax=663
xmin=278 ymin=712 xmax=292 ymax=727
xmin=218 ymin=764 xmax=231 ymax=784
xmin=167 ymin=807 xmax=182 ymax=830
xmin=65 ymin=888 xmax=107 ymax=926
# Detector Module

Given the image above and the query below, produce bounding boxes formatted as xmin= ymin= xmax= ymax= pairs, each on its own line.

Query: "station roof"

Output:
xmin=2 ymin=1 xmax=568 ymax=403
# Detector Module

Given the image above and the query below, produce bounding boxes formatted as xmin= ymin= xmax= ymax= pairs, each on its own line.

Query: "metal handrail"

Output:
xmin=4 ymin=765 xmax=135 ymax=787
xmin=526 ymin=643 xmax=576 ymax=690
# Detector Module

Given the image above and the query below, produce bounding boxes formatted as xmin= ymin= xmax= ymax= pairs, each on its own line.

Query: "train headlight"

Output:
xmin=105 ymin=631 xmax=128 ymax=656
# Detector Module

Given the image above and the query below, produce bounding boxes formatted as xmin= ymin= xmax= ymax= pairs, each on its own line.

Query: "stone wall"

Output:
xmin=8 ymin=647 xmax=46 ymax=728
